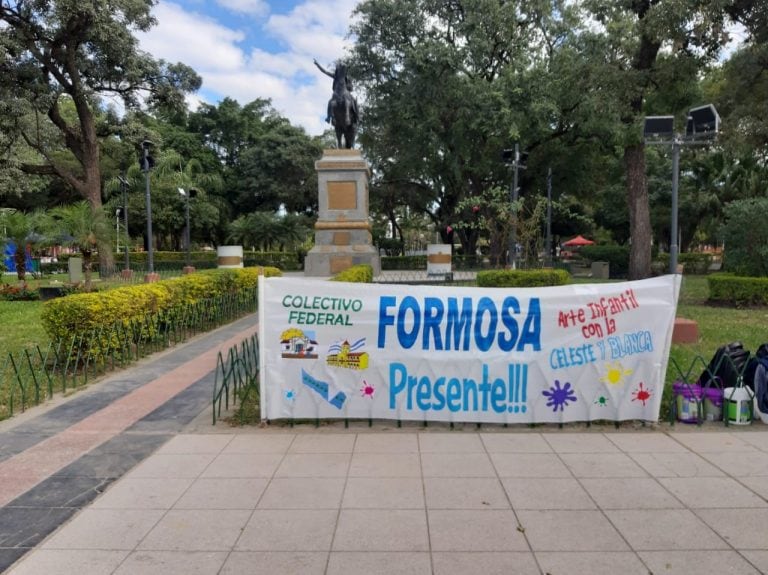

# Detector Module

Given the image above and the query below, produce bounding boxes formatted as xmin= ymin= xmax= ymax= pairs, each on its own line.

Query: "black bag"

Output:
xmin=744 ymin=343 xmax=768 ymax=391
xmin=697 ymin=342 xmax=751 ymax=389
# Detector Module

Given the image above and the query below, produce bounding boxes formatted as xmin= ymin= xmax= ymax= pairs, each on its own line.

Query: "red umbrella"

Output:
xmin=562 ymin=235 xmax=595 ymax=247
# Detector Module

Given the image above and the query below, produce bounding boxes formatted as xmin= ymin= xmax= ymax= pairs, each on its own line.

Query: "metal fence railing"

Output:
xmin=212 ymin=333 xmax=259 ymax=425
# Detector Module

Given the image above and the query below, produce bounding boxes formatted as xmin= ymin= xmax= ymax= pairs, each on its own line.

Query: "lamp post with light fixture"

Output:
xmin=117 ymin=174 xmax=131 ymax=276
xmin=643 ymin=104 xmax=720 ymax=274
xmin=140 ymin=139 xmax=158 ymax=281
xmin=178 ymin=187 xmax=196 ymax=273
xmin=502 ymin=144 xmax=527 ymax=269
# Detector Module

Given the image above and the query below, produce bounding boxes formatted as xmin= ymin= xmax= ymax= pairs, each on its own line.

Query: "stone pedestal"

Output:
xmin=304 ymin=149 xmax=381 ymax=277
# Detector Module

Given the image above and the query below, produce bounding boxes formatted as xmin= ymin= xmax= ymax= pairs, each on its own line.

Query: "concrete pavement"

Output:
xmin=2 ymin=315 xmax=768 ymax=574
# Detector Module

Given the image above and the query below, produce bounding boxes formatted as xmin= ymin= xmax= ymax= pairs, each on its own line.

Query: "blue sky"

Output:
xmin=137 ymin=0 xmax=361 ymax=136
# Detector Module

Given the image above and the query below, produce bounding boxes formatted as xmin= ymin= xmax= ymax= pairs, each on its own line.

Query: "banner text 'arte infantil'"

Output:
xmin=259 ymin=276 xmax=680 ymax=424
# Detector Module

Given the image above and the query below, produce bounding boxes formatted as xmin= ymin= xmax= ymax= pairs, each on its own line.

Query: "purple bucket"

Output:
xmin=703 ymin=386 xmax=724 ymax=422
xmin=673 ymin=382 xmax=703 ymax=423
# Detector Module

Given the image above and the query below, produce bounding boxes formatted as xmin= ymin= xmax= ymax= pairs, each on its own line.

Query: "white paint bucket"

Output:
xmin=723 ymin=387 xmax=754 ymax=425
xmin=217 ymin=245 xmax=243 ymax=268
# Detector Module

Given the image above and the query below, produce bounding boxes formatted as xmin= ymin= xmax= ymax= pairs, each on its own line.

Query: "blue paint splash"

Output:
xmin=301 ymin=369 xmax=347 ymax=409
xmin=542 ymin=380 xmax=577 ymax=412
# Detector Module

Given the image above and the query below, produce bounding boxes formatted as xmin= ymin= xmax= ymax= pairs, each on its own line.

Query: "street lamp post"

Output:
xmin=546 ymin=167 xmax=552 ymax=267
xmin=644 ymin=104 xmax=719 ymax=274
xmin=115 ymin=209 xmax=121 ymax=254
xmin=178 ymin=188 xmax=196 ymax=273
xmin=502 ymin=144 xmax=527 ymax=269
xmin=117 ymin=175 xmax=131 ymax=277
xmin=141 ymin=140 xmax=158 ymax=282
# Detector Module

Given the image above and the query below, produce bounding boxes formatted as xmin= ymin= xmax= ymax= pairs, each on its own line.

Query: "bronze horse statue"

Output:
xmin=314 ymin=59 xmax=359 ymax=149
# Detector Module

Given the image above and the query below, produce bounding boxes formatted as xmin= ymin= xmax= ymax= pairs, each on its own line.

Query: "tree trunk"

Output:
xmin=81 ymin=157 xmax=114 ymax=274
xmin=14 ymin=245 xmax=26 ymax=283
xmin=625 ymin=144 xmax=652 ymax=279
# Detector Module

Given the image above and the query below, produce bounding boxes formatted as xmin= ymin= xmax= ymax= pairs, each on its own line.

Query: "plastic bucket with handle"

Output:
xmin=673 ymin=382 xmax=703 ymax=423
xmin=723 ymin=387 xmax=754 ymax=425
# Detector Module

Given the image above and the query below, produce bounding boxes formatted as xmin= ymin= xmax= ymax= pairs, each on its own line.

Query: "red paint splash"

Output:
xmin=631 ymin=382 xmax=652 ymax=406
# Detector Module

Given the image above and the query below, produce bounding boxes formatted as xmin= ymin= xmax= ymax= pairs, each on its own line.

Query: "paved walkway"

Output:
xmin=2 ymin=317 xmax=768 ymax=574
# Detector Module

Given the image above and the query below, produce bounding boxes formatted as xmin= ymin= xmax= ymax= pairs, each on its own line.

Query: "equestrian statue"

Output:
xmin=314 ymin=58 xmax=359 ymax=149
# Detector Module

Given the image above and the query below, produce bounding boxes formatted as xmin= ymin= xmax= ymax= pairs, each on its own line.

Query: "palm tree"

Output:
xmin=0 ymin=209 xmax=49 ymax=284
xmin=276 ymin=214 xmax=310 ymax=251
xmin=49 ymin=202 xmax=110 ymax=290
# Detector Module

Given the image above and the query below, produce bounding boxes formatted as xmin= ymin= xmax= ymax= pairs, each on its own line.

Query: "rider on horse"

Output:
xmin=314 ymin=59 xmax=359 ymax=126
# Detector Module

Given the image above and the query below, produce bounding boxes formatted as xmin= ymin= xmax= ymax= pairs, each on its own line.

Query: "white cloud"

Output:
xmin=139 ymin=0 xmax=361 ymax=136
xmin=215 ymin=0 xmax=269 ymax=16
xmin=138 ymin=3 xmax=246 ymax=73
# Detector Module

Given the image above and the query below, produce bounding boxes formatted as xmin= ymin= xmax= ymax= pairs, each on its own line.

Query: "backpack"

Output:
xmin=744 ymin=343 xmax=768 ymax=392
xmin=697 ymin=341 xmax=751 ymax=389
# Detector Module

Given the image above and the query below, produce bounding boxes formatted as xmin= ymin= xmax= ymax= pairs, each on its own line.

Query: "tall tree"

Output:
xmin=0 ymin=0 xmax=201 ymax=268
xmin=231 ymin=122 xmax=322 ymax=215
xmin=582 ymin=0 xmax=738 ymax=278
xmin=349 ymin=0 xmax=583 ymax=258
xmin=188 ymin=98 xmax=280 ymax=168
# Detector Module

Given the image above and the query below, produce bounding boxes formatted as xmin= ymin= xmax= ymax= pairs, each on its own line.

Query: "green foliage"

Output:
xmin=228 ymin=212 xmax=311 ymax=252
xmin=231 ymin=124 xmax=322 ymax=214
xmin=708 ymin=273 xmax=768 ymax=306
xmin=376 ymin=237 xmax=404 ymax=256
xmin=720 ymin=197 xmax=768 ymax=277
xmin=330 ymin=265 xmax=373 ymax=283
xmin=40 ymin=267 xmax=281 ymax=342
xmin=579 ymin=245 xmax=630 ymax=279
xmin=381 ymin=256 xmax=428 ymax=271
xmin=476 ymin=269 xmax=570 ymax=288
xmin=0 ymin=0 xmax=201 ymax=253
xmin=115 ymin=251 xmax=304 ymax=272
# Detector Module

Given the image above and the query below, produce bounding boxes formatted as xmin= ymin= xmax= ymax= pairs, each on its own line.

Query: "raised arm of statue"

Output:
xmin=313 ymin=59 xmax=333 ymax=78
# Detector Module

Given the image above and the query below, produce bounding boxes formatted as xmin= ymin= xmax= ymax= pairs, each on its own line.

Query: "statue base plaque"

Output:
xmin=304 ymin=149 xmax=381 ymax=277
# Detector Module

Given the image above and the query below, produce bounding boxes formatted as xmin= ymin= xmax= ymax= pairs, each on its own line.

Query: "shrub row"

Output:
xmin=41 ymin=267 xmax=282 ymax=342
xmin=381 ymin=255 xmax=428 ymax=270
xmin=655 ymin=253 xmax=714 ymax=275
xmin=43 ymin=251 xmax=303 ymax=274
xmin=578 ymin=245 xmax=630 ymax=278
xmin=708 ymin=273 xmax=768 ymax=306
xmin=476 ymin=269 xmax=571 ymax=287
xmin=330 ymin=264 xmax=373 ymax=283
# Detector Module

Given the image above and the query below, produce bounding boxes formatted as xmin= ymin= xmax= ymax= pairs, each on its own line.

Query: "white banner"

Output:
xmin=259 ymin=275 xmax=681 ymax=423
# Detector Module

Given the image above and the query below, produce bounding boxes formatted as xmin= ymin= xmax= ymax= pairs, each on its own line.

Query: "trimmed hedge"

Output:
xmin=381 ymin=254 xmax=488 ymax=271
xmin=578 ymin=245 xmax=629 ymax=278
xmin=381 ymin=255 xmax=427 ymax=270
xmin=708 ymin=273 xmax=768 ymax=306
xmin=41 ymin=267 xmax=282 ymax=342
xmin=45 ymin=251 xmax=302 ymax=274
xmin=330 ymin=264 xmax=373 ymax=283
xmin=655 ymin=253 xmax=713 ymax=275
xmin=476 ymin=269 xmax=570 ymax=287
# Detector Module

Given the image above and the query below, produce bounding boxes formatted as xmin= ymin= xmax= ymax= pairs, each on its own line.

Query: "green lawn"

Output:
xmin=0 ymin=301 xmax=47 ymax=358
